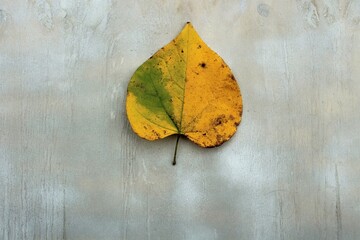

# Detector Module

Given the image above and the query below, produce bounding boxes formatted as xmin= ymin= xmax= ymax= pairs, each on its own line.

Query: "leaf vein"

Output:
xmin=134 ymin=107 xmax=178 ymax=132
xmin=148 ymin=71 xmax=179 ymax=132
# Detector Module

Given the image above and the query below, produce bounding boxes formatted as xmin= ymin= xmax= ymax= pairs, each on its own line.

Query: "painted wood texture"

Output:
xmin=0 ymin=0 xmax=359 ymax=239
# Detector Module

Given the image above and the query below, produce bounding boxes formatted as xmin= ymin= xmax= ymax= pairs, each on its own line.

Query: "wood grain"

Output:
xmin=0 ymin=0 xmax=359 ymax=239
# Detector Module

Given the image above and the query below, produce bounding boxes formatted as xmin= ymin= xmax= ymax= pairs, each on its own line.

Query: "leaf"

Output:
xmin=126 ymin=22 xmax=242 ymax=164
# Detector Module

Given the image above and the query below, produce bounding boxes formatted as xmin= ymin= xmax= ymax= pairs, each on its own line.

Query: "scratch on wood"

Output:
xmin=122 ymin=170 xmax=129 ymax=240
xmin=282 ymin=39 xmax=291 ymax=105
xmin=35 ymin=0 xmax=53 ymax=30
xmin=308 ymin=0 xmax=320 ymax=28
xmin=343 ymin=0 xmax=352 ymax=18
xmin=122 ymin=146 xmax=134 ymax=240
xmin=323 ymin=175 xmax=328 ymax=240
xmin=283 ymin=40 xmax=290 ymax=81
xmin=335 ymin=164 xmax=342 ymax=240
xmin=279 ymin=197 xmax=285 ymax=240
xmin=0 ymin=9 xmax=10 ymax=35
xmin=147 ymin=189 xmax=150 ymax=240
xmin=298 ymin=0 xmax=320 ymax=28
xmin=63 ymin=176 xmax=66 ymax=240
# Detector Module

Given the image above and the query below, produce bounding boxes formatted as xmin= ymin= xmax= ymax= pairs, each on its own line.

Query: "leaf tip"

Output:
xmin=185 ymin=21 xmax=193 ymax=28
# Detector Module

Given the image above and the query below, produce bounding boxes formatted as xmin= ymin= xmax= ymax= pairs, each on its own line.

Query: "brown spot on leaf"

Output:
xmin=151 ymin=130 xmax=160 ymax=138
xmin=199 ymin=62 xmax=206 ymax=68
xmin=213 ymin=114 xmax=226 ymax=126
xmin=198 ymin=45 xmax=202 ymax=49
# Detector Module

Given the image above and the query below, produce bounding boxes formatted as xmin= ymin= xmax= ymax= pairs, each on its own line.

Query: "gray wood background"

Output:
xmin=1 ymin=0 xmax=359 ymax=239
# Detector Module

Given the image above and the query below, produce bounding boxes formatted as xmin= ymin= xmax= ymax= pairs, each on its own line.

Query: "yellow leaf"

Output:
xmin=126 ymin=22 xmax=243 ymax=163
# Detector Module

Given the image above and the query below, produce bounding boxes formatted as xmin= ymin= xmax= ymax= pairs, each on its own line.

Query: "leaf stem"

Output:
xmin=173 ymin=135 xmax=180 ymax=166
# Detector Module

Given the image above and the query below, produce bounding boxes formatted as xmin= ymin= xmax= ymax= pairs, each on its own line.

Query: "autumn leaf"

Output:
xmin=126 ymin=22 xmax=243 ymax=165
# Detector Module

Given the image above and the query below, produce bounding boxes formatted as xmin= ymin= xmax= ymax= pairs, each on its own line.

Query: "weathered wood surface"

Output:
xmin=1 ymin=0 xmax=359 ymax=239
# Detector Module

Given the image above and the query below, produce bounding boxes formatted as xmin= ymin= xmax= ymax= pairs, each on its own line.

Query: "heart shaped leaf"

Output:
xmin=126 ymin=22 xmax=243 ymax=164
